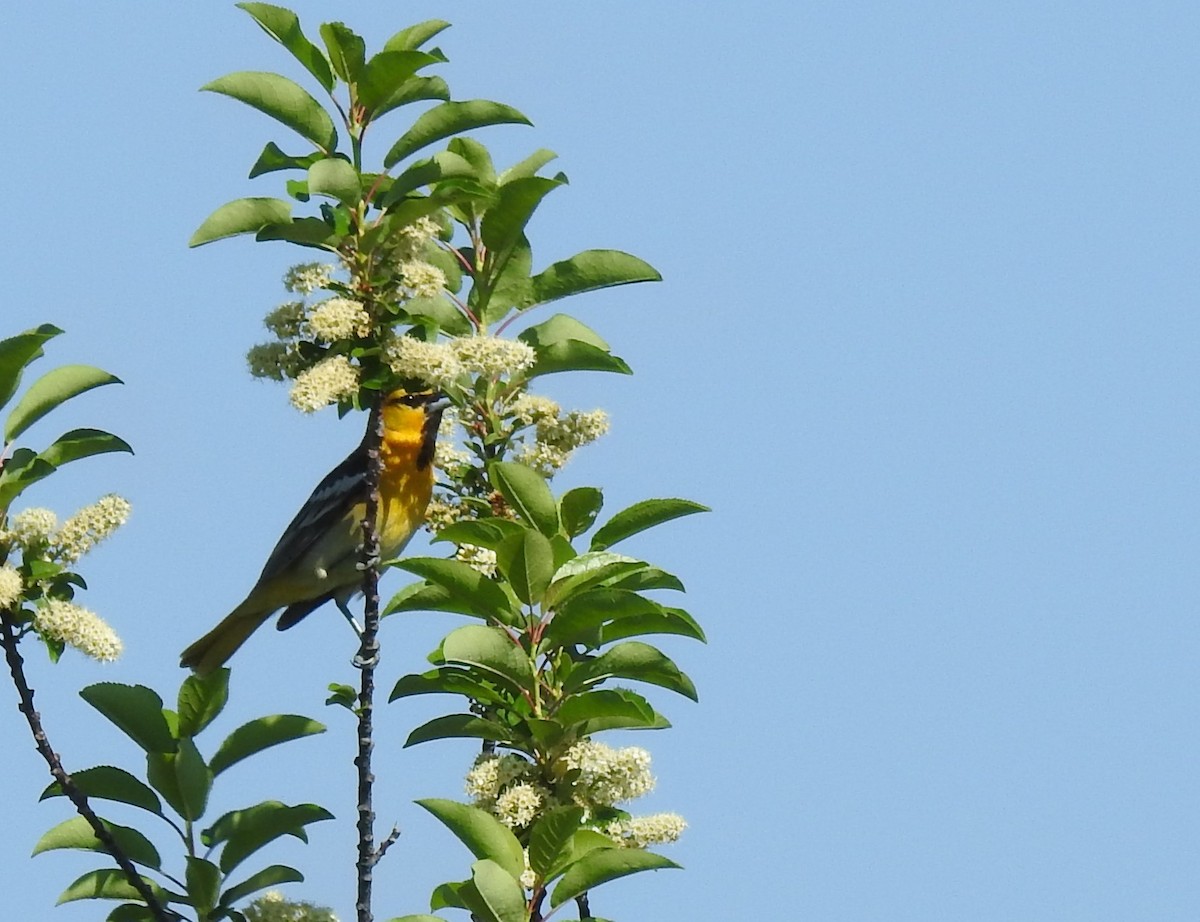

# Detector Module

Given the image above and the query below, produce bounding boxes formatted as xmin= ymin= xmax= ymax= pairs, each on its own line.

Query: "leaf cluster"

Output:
xmin=36 ymin=670 xmax=330 ymax=922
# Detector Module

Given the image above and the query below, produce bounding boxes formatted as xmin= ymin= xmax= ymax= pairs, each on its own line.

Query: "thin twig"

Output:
xmin=373 ymin=823 xmax=401 ymax=862
xmin=354 ymin=403 xmax=384 ymax=922
xmin=575 ymin=892 xmax=592 ymax=919
xmin=0 ymin=614 xmax=172 ymax=922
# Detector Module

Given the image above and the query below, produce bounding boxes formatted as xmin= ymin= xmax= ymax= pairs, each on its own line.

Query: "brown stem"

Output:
xmin=575 ymin=892 xmax=592 ymax=919
xmin=0 ymin=614 xmax=172 ymax=922
xmin=355 ymin=403 xmax=384 ymax=922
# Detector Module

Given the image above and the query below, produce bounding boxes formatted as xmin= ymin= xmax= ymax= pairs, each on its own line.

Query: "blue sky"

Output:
xmin=3 ymin=2 xmax=1200 ymax=920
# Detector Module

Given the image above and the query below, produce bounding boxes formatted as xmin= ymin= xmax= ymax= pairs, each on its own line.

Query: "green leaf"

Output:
xmin=464 ymin=859 xmax=527 ymax=922
xmin=518 ymin=313 xmax=609 ymax=350
xmin=80 ymin=684 xmax=175 ymax=753
xmin=416 ymin=799 xmax=524 ymax=879
xmin=57 ymin=869 xmax=163 ymax=905
xmin=448 ymin=137 xmax=497 ymax=184
xmin=499 ymin=149 xmax=558 ymax=184
xmin=307 ymin=157 xmax=360 ymax=204
xmin=543 ymin=589 xmax=661 ymax=650
xmin=547 ymin=828 xmax=616 ymax=879
xmin=386 ymin=916 xmax=448 ymax=922
xmin=565 ymin=641 xmax=698 ymax=701
xmin=559 ymin=487 xmax=603 ymax=539
xmin=206 ymin=801 xmax=333 ymax=874
xmin=404 ymin=295 xmax=473 ymax=336
xmin=550 ymin=848 xmax=680 ymax=908
xmin=177 ymin=668 xmax=229 ymax=738
xmin=528 ymin=806 xmax=585 ymax=878
xmin=236 ymin=3 xmax=334 ymax=91
xmin=543 ymin=553 xmax=646 ymax=610
xmin=202 ymin=71 xmax=337 ymax=151
xmin=248 ymin=141 xmax=321 ymax=178
xmin=556 ymin=688 xmax=664 ymax=733
xmin=384 ymin=100 xmax=531 ymax=168
xmin=39 ymin=428 xmax=133 ymax=468
xmin=429 ymin=881 xmax=469 ymax=911
xmin=358 ymin=50 xmax=442 ymax=114
xmin=480 ymin=176 xmax=565 ymax=256
xmin=527 ymin=340 xmax=631 ymax=378
xmin=591 ymin=498 xmax=710 ymax=552
xmin=371 ymin=75 xmax=450 ymax=115
xmin=530 ymin=250 xmax=661 ymax=308
xmin=186 ymin=856 xmax=222 ymax=915
xmin=320 ymin=22 xmax=365 ymax=84
xmin=209 ymin=714 xmax=325 ymax=776
xmin=190 ymin=197 xmax=292 ymax=247
xmin=393 ymin=558 xmax=519 ymax=622
xmin=0 ymin=323 xmax=62 ymax=410
xmin=255 ymin=217 xmax=336 ymax=248
xmin=607 ymin=566 xmax=686 ymax=593
xmin=5 ymin=365 xmax=121 ymax=443
xmin=383 ymin=19 xmax=451 ymax=52
xmin=220 ymin=864 xmax=304 ymax=908
xmin=0 ymin=448 xmax=54 ymax=510
xmin=387 ymin=151 xmax=478 ymax=202
xmin=431 ymin=519 xmax=525 ymax=551
xmin=489 ymin=461 xmax=559 ymax=536
xmin=41 ymin=766 xmax=162 ymax=816
xmin=494 ymin=528 xmax=555 ymax=605
xmin=405 ymin=714 xmax=514 ymax=748
xmin=601 ymin=605 xmax=707 ymax=645
xmin=146 ymin=738 xmax=211 ymax=822
xmin=441 ymin=625 xmax=533 ymax=692
xmin=383 ymin=580 xmax=494 ymax=621
xmin=33 ymin=816 xmax=161 ymax=870
xmin=106 ymin=904 xmax=158 ymax=922
xmin=388 ymin=667 xmax=507 ymax=705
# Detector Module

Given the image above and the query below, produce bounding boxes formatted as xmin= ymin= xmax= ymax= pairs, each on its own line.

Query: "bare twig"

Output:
xmin=575 ymin=892 xmax=592 ymax=919
xmin=355 ymin=403 xmax=384 ymax=922
xmin=0 ymin=614 xmax=172 ymax=922
xmin=374 ymin=823 xmax=402 ymax=862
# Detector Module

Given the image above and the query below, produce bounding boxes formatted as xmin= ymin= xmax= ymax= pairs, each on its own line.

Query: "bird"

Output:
xmin=180 ymin=390 xmax=449 ymax=674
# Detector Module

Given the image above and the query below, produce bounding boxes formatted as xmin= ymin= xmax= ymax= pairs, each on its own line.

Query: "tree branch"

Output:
xmin=355 ymin=402 xmax=384 ymax=922
xmin=0 ymin=614 xmax=172 ymax=922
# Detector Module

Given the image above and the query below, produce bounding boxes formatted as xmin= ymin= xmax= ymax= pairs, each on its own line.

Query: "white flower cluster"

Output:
xmin=306 ymin=298 xmax=371 ymax=342
xmin=603 ymin=813 xmax=687 ymax=848
xmin=34 ymin=599 xmax=122 ymax=662
xmin=560 ymin=740 xmax=655 ymax=807
xmin=289 ymin=355 xmax=360 ymax=413
xmin=283 ymin=262 xmax=334 ymax=295
xmin=6 ymin=497 xmax=130 ymax=564
xmin=384 ymin=335 xmax=537 ymax=390
xmin=515 ymin=408 xmax=611 ymax=475
xmin=399 ymin=260 xmax=447 ymax=299
xmin=0 ymin=565 xmax=22 ymax=608
xmin=454 ymin=543 xmax=497 ymax=577
xmin=55 ymin=495 xmax=132 ymax=564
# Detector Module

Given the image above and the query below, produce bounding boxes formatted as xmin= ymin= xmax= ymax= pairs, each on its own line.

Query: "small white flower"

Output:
xmin=605 ymin=813 xmax=687 ymax=848
xmin=559 ymin=740 xmax=655 ymax=807
xmin=494 ymin=782 xmax=544 ymax=829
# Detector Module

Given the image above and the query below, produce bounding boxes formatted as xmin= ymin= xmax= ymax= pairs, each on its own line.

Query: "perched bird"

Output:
xmin=180 ymin=390 xmax=449 ymax=674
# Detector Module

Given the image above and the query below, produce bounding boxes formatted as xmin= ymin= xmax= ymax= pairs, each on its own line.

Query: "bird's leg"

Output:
xmin=336 ymin=597 xmax=364 ymax=637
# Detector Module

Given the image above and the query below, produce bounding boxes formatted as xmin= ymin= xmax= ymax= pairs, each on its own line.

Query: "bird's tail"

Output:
xmin=179 ymin=599 xmax=273 ymax=675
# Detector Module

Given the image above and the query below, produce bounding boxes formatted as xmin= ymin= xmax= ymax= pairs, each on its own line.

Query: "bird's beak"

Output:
xmin=426 ymin=394 xmax=452 ymax=415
